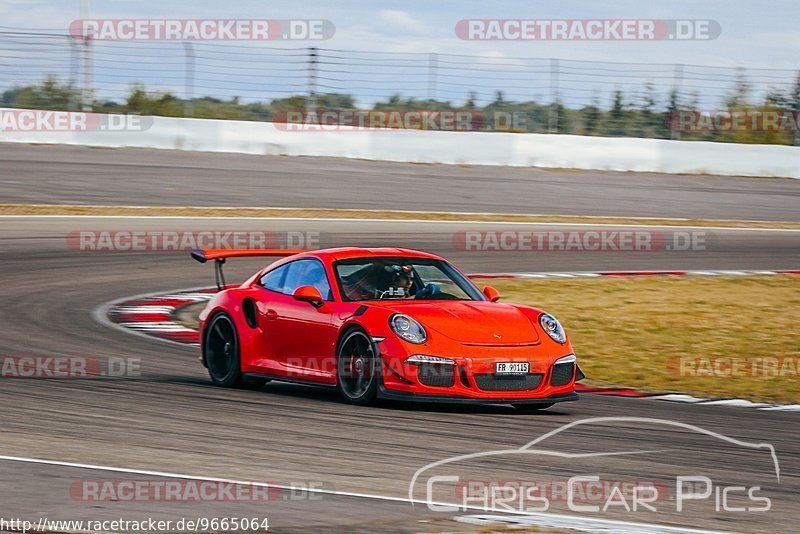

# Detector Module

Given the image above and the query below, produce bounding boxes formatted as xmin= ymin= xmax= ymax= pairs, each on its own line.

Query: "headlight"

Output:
xmin=539 ymin=313 xmax=566 ymax=344
xmin=390 ymin=314 xmax=427 ymax=344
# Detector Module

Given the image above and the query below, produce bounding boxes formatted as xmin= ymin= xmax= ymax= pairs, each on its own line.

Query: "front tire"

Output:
xmin=336 ymin=329 xmax=379 ymax=405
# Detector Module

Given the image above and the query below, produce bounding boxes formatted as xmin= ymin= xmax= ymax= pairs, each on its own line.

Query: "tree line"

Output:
xmin=2 ymin=76 xmax=798 ymax=145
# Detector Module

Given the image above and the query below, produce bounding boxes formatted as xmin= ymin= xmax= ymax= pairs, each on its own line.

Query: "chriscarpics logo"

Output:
xmin=410 ymin=417 xmax=778 ymax=516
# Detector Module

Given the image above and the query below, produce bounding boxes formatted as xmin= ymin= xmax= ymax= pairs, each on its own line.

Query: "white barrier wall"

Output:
xmin=1 ymin=108 xmax=798 ymax=178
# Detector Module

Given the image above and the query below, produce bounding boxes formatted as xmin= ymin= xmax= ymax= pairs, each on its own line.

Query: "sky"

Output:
xmin=1 ymin=0 xmax=797 ymax=107
xmin=1 ymin=0 xmax=797 ymax=68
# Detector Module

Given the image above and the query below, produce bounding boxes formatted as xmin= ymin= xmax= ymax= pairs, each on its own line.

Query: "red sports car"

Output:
xmin=192 ymin=247 xmax=583 ymax=410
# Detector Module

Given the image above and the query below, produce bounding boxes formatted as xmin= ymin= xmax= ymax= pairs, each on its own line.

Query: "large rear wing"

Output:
xmin=191 ymin=248 xmax=310 ymax=290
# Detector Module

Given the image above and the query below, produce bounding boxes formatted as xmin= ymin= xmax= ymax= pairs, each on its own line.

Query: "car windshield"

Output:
xmin=334 ymin=257 xmax=483 ymax=301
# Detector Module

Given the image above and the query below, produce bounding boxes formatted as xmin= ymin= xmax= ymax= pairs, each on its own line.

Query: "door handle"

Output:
xmin=263 ymin=309 xmax=278 ymax=320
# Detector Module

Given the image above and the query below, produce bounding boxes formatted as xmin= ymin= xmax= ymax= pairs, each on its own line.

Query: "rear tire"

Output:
xmin=336 ymin=328 xmax=379 ymax=405
xmin=512 ymin=403 xmax=554 ymax=413
xmin=204 ymin=312 xmax=245 ymax=388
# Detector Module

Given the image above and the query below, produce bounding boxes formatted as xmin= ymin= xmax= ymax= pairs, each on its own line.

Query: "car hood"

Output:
xmin=375 ymin=300 xmax=540 ymax=345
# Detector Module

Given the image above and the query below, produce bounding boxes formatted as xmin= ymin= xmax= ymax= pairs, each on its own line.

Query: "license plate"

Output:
xmin=495 ymin=362 xmax=529 ymax=375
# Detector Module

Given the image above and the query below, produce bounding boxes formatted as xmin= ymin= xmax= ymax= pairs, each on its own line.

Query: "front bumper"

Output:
xmin=376 ymin=337 xmax=581 ymax=402
xmin=378 ymin=385 xmax=579 ymax=405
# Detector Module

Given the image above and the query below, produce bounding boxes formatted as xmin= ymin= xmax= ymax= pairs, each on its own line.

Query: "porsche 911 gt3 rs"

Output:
xmin=192 ymin=247 xmax=584 ymax=410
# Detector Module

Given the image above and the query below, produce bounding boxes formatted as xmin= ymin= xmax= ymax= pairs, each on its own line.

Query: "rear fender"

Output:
xmin=200 ymin=288 xmax=264 ymax=371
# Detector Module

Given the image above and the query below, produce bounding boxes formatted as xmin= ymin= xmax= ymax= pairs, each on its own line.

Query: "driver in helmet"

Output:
xmin=394 ymin=272 xmax=414 ymax=296
xmin=383 ymin=264 xmax=414 ymax=298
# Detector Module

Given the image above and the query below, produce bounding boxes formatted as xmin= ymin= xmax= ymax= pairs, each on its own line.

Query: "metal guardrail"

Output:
xmin=1 ymin=29 xmax=798 ymax=142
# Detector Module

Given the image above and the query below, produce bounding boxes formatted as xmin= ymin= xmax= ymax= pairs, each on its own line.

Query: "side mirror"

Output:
xmin=483 ymin=286 xmax=501 ymax=302
xmin=292 ymin=285 xmax=324 ymax=307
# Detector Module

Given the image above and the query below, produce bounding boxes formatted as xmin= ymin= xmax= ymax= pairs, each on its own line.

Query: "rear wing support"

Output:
xmin=214 ymin=258 xmax=227 ymax=290
xmin=191 ymin=248 xmax=310 ymax=291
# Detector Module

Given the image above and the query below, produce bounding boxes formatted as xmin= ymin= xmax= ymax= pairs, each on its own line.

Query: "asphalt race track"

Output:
xmin=1 ymin=145 xmax=799 ymax=533
xmin=2 ymin=144 xmax=800 ymax=220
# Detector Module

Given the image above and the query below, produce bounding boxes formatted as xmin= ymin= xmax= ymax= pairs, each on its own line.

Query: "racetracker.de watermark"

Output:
xmin=70 ymin=480 xmax=271 ymax=502
xmin=452 ymin=230 xmax=707 ymax=252
xmin=668 ymin=110 xmax=800 ymax=132
xmin=67 ymin=230 xmax=321 ymax=252
xmin=0 ymin=110 xmax=152 ymax=132
xmin=272 ymin=110 xmax=529 ymax=132
xmin=69 ymin=19 xmax=335 ymax=40
xmin=668 ymin=356 xmax=800 ymax=378
xmin=455 ymin=19 xmax=721 ymax=41
xmin=0 ymin=356 xmax=140 ymax=378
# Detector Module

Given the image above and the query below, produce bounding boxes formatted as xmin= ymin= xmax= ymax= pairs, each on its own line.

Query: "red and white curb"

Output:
xmin=98 ymin=270 xmax=800 ymax=412
xmin=560 ymin=387 xmax=798 ymax=412
xmin=646 ymin=394 xmax=800 ymax=411
xmin=469 ymin=269 xmax=800 ymax=279
xmin=102 ymin=289 xmax=216 ymax=346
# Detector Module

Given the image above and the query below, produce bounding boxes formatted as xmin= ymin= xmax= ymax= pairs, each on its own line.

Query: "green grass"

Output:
xmin=489 ymin=275 xmax=800 ymax=403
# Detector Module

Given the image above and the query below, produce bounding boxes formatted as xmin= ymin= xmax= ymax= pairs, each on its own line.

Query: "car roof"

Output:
xmin=258 ymin=247 xmax=446 ymax=275
xmin=301 ymin=247 xmax=444 ymax=262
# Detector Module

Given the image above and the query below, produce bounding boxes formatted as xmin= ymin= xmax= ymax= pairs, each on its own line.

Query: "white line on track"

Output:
xmin=1 ymin=214 xmax=799 ymax=232
xmin=0 ymin=455 xmax=730 ymax=534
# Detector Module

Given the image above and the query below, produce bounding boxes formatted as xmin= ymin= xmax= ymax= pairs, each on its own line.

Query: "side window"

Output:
xmin=283 ymin=259 xmax=333 ymax=300
xmin=260 ymin=264 xmax=290 ymax=292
